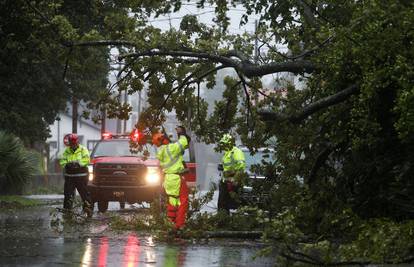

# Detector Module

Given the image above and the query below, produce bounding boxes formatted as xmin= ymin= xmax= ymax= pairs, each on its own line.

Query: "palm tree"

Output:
xmin=0 ymin=131 xmax=38 ymax=194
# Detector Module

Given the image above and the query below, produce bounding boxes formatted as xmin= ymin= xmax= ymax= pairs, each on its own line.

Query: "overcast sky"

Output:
xmin=108 ymin=1 xmax=296 ymax=105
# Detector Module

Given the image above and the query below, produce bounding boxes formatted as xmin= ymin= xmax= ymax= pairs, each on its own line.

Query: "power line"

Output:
xmin=147 ymin=10 xmax=215 ymax=22
xmin=180 ymin=2 xmax=247 ymax=12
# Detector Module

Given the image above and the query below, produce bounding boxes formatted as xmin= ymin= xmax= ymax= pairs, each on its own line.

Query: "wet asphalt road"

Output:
xmin=0 ymin=196 xmax=275 ymax=267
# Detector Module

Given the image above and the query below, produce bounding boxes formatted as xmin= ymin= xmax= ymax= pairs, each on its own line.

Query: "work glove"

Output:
xmin=66 ymin=161 xmax=80 ymax=169
xmin=176 ymin=126 xmax=191 ymax=142
xmin=223 ymin=170 xmax=235 ymax=178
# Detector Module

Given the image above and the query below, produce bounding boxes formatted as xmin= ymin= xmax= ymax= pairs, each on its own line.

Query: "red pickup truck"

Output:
xmin=87 ymin=132 xmax=196 ymax=212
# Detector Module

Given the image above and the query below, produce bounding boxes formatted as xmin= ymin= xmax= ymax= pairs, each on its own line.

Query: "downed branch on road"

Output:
xmin=204 ymin=230 xmax=263 ymax=239
xmin=108 ymin=187 xmax=267 ymax=240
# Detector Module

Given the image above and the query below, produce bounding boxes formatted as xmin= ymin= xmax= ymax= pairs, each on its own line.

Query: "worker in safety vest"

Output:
xmin=59 ymin=133 xmax=93 ymax=217
xmin=217 ymin=133 xmax=246 ymax=214
xmin=153 ymin=126 xmax=190 ymax=230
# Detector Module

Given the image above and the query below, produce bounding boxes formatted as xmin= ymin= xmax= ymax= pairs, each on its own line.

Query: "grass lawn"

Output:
xmin=0 ymin=195 xmax=41 ymax=209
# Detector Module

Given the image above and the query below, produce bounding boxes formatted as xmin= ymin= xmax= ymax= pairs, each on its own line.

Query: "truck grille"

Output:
xmin=94 ymin=163 xmax=146 ymax=186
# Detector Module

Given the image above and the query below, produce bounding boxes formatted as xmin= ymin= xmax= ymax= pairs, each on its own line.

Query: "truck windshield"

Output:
xmin=92 ymin=140 xmax=157 ymax=158
xmin=244 ymin=150 xmax=276 ymax=172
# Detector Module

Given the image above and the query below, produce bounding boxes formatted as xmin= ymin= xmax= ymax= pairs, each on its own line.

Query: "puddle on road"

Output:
xmin=0 ymin=205 xmax=275 ymax=266
xmin=76 ymin=234 xmax=274 ymax=267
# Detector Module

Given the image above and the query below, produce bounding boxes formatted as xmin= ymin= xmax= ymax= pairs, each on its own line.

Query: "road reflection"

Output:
xmin=80 ymin=234 xmax=156 ymax=267
xmin=163 ymin=246 xmax=187 ymax=267
xmin=98 ymin=236 xmax=108 ymax=267
xmin=76 ymin=233 xmax=274 ymax=267
xmin=81 ymin=238 xmax=93 ymax=267
xmin=0 ymin=205 xmax=275 ymax=267
xmin=124 ymin=234 xmax=140 ymax=267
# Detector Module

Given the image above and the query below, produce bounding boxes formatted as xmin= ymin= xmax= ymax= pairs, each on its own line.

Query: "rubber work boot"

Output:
xmin=83 ymin=202 xmax=93 ymax=218
xmin=62 ymin=208 xmax=73 ymax=219
xmin=174 ymin=228 xmax=184 ymax=238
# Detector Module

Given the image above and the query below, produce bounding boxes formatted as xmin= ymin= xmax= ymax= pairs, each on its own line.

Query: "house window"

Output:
xmin=49 ymin=141 xmax=57 ymax=149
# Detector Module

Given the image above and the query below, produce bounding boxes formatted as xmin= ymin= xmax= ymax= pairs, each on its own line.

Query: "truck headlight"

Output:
xmin=88 ymin=165 xmax=94 ymax=181
xmin=146 ymin=167 xmax=160 ymax=184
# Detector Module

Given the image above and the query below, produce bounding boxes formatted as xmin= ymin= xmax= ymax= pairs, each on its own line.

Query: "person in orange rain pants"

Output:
xmin=152 ymin=126 xmax=191 ymax=230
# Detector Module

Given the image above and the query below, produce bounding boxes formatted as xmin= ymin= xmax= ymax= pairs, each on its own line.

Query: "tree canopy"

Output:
xmin=5 ymin=0 xmax=413 ymax=217
xmin=0 ymin=0 xmax=135 ymax=144
xmin=84 ymin=0 xmax=414 ymax=261
xmin=71 ymin=0 xmax=414 ymax=221
xmin=2 ymin=0 xmax=414 ymax=263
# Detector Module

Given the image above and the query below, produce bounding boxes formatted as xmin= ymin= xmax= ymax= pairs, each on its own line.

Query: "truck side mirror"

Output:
xmin=217 ymin=164 xmax=223 ymax=171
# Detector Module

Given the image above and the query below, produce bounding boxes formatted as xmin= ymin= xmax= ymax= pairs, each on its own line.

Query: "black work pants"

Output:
xmin=217 ymin=180 xmax=240 ymax=214
xmin=63 ymin=175 xmax=92 ymax=210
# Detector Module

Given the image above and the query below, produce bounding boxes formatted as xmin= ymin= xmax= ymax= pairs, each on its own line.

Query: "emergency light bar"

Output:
xmin=101 ymin=130 xmax=147 ymax=144
xmin=130 ymin=129 xmax=147 ymax=144
xmin=101 ymin=132 xmax=113 ymax=139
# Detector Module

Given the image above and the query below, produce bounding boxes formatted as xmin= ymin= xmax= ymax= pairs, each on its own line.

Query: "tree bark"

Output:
xmin=259 ymin=84 xmax=359 ymax=123
xmin=120 ymin=50 xmax=317 ymax=77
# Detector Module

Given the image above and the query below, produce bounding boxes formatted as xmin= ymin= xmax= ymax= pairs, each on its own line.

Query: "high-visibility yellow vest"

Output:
xmin=157 ymin=136 xmax=189 ymax=206
xmin=59 ymin=145 xmax=90 ymax=168
xmin=222 ymin=146 xmax=246 ymax=179
xmin=156 ymin=136 xmax=188 ymax=174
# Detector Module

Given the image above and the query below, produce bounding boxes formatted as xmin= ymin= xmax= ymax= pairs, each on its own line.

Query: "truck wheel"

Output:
xmin=98 ymin=201 xmax=108 ymax=213
xmin=119 ymin=202 xmax=125 ymax=209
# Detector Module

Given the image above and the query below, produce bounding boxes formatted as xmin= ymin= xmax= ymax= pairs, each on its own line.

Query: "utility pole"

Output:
xmin=115 ymin=63 xmax=122 ymax=134
xmin=137 ymin=90 xmax=142 ymax=120
xmin=123 ymin=89 xmax=128 ymax=133
xmin=56 ymin=116 xmax=61 ymax=154
xmin=254 ymin=19 xmax=259 ymax=65
xmin=101 ymin=108 xmax=106 ymax=136
xmin=67 ymin=79 xmax=78 ymax=134
xmin=72 ymin=96 xmax=78 ymax=134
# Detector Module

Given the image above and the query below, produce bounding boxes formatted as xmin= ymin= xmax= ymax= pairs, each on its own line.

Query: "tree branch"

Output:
xmin=286 ymin=245 xmax=322 ymax=265
xmin=296 ymin=0 xmax=320 ymax=29
xmin=119 ymin=50 xmax=238 ymax=68
xmin=23 ymin=0 xmax=68 ymax=46
xmin=262 ymin=35 xmax=333 ymax=60
xmin=237 ymin=73 xmax=274 ymax=100
xmin=259 ymin=84 xmax=359 ymax=123
xmin=70 ymin=40 xmax=137 ymax=47
xmin=222 ymin=81 xmax=242 ymax=127
xmin=119 ymin=50 xmax=317 ymax=77
xmin=155 ymin=65 xmax=227 ymax=119
xmin=62 ymin=46 xmax=73 ymax=80
xmin=240 ymin=60 xmax=316 ymax=77
xmin=307 ymin=146 xmax=335 ymax=186
xmin=240 ymin=74 xmax=252 ymax=128
xmin=108 ymin=68 xmax=133 ymax=94
xmin=225 ymin=50 xmax=251 ymax=62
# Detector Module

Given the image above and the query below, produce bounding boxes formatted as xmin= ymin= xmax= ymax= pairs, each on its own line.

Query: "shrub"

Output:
xmin=0 ymin=131 xmax=37 ymax=194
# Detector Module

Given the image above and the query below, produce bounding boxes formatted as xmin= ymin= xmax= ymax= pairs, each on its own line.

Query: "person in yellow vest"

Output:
xmin=152 ymin=126 xmax=190 ymax=230
xmin=59 ymin=133 xmax=93 ymax=217
xmin=217 ymin=133 xmax=246 ymax=214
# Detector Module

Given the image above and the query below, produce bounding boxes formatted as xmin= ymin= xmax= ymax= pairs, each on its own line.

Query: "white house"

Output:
xmin=47 ymin=113 xmax=102 ymax=165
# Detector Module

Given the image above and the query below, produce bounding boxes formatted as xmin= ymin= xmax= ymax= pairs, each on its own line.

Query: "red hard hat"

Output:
xmin=63 ymin=134 xmax=70 ymax=146
xmin=152 ymin=132 xmax=165 ymax=147
xmin=65 ymin=133 xmax=79 ymax=147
